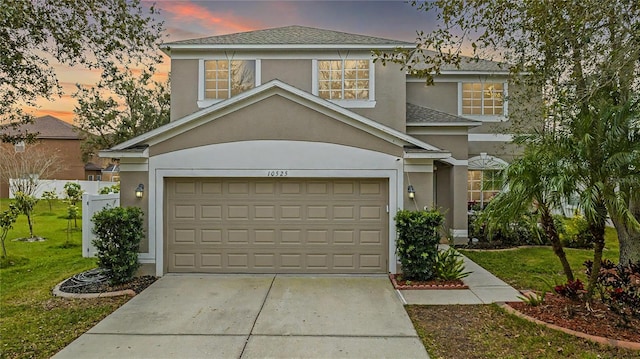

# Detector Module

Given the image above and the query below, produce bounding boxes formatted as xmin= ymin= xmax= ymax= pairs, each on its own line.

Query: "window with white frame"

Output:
xmin=462 ymin=82 xmax=505 ymax=115
xmin=88 ymin=175 xmax=94 ymax=181
xmin=467 ymin=154 xmax=507 ymax=209
xmin=317 ymin=59 xmax=371 ymax=101
xmin=204 ymin=60 xmax=256 ymax=100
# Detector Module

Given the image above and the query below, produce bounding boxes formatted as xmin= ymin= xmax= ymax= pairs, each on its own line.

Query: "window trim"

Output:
xmin=457 ymin=81 xmax=508 ymax=121
xmin=467 ymin=154 xmax=508 ymax=208
xmin=14 ymin=141 xmax=25 ymax=153
xmin=312 ymin=59 xmax=376 ymax=108
xmin=197 ymin=58 xmax=261 ymax=108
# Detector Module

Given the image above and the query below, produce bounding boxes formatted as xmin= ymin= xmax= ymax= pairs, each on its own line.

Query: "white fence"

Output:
xmin=81 ymin=193 xmax=120 ymax=258
xmin=9 ymin=179 xmax=118 ymax=199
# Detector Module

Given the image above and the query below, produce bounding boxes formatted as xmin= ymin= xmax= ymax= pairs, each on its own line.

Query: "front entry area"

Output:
xmin=165 ymin=177 xmax=389 ymax=274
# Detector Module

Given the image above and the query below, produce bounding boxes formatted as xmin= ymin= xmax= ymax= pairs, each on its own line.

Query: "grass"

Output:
xmin=406 ymin=225 xmax=640 ymax=358
xmin=0 ymin=199 xmax=129 ymax=359
xmin=408 ymin=305 xmax=638 ymax=359
xmin=460 ymin=226 xmax=620 ymax=291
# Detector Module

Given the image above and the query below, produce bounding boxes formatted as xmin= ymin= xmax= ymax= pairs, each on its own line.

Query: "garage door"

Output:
xmin=165 ymin=178 xmax=388 ymax=273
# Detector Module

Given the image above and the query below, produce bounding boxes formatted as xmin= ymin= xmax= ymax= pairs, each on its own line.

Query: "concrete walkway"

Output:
xmin=398 ymin=246 xmax=523 ymax=305
xmin=53 ymin=275 xmax=429 ymax=359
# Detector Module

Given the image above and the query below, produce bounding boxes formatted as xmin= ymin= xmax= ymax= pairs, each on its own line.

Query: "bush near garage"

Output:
xmin=395 ymin=209 xmax=444 ymax=281
xmin=92 ymin=206 xmax=144 ymax=284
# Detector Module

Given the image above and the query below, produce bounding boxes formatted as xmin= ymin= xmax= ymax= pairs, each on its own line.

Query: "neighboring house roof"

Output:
xmin=102 ymin=80 xmax=450 ymax=159
xmin=1 ymin=115 xmax=81 ymax=140
xmin=102 ymin=164 xmax=120 ymax=172
xmin=162 ymin=25 xmax=413 ymax=51
xmin=406 ymin=103 xmax=481 ymax=127
xmin=84 ymin=162 xmax=103 ymax=171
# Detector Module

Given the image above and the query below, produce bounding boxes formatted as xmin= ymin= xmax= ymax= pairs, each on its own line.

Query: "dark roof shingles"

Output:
xmin=406 ymin=103 xmax=480 ymax=125
xmin=165 ymin=25 xmax=412 ymax=46
xmin=1 ymin=115 xmax=80 ymax=139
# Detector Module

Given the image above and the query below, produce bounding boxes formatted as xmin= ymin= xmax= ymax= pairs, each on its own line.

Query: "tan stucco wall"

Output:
xmin=119 ymin=171 xmax=149 ymax=253
xmin=351 ymin=62 xmax=406 ymax=132
xmin=469 ymin=141 xmax=522 ymax=163
xmin=403 ymin=172 xmax=434 ymax=210
xmin=170 ymin=59 xmax=199 ymax=121
xmin=414 ymin=134 xmax=469 ymax=160
xmin=406 ymin=82 xmax=458 ymax=114
xmin=261 ymin=59 xmax=312 ymax=92
xmin=151 ymin=95 xmax=402 ymax=157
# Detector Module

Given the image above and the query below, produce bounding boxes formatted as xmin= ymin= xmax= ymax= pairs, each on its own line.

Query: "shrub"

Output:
xmin=434 ymin=248 xmax=471 ymax=280
xmin=585 ymin=260 xmax=640 ymax=325
xmin=99 ymin=184 xmax=120 ymax=194
xmin=395 ymin=209 xmax=444 ymax=281
xmin=561 ymin=216 xmax=594 ymax=249
xmin=554 ymin=279 xmax=585 ymax=301
xmin=92 ymin=206 xmax=144 ymax=284
xmin=468 ymin=210 xmax=548 ymax=247
xmin=41 ymin=190 xmax=58 ymax=212
xmin=0 ymin=204 xmax=20 ymax=258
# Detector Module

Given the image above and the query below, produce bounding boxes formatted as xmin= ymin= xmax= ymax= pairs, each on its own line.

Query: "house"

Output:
xmin=101 ymin=26 xmax=516 ymax=277
xmin=0 ymin=115 xmax=110 ymax=197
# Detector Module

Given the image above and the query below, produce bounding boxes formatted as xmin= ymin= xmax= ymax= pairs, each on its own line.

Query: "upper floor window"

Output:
xmin=461 ymin=82 xmax=505 ymax=116
xmin=318 ymin=60 xmax=370 ymax=100
xmin=204 ymin=60 xmax=256 ymax=100
xmin=313 ymin=59 xmax=375 ymax=108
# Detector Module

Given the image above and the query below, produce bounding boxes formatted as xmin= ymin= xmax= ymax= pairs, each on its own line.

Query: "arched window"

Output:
xmin=467 ymin=153 xmax=507 ymax=209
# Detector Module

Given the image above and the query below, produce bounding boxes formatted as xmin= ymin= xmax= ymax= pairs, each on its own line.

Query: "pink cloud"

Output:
xmin=158 ymin=2 xmax=257 ymax=34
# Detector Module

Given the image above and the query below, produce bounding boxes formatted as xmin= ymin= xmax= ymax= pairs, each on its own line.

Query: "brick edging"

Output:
xmin=52 ymin=280 xmax=136 ymax=299
xmin=389 ymin=274 xmax=469 ymax=290
xmin=500 ymin=303 xmax=640 ymax=350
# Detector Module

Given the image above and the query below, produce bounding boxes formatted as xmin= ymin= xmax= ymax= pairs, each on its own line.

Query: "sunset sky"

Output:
xmin=33 ymin=0 xmax=439 ymax=123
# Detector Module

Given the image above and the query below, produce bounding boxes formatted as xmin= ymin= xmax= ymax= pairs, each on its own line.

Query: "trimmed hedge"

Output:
xmin=395 ymin=209 xmax=444 ymax=281
xmin=92 ymin=206 xmax=144 ymax=284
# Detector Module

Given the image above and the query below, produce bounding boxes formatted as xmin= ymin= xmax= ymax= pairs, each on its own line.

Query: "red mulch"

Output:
xmin=389 ymin=274 xmax=468 ymax=290
xmin=510 ymin=293 xmax=640 ymax=343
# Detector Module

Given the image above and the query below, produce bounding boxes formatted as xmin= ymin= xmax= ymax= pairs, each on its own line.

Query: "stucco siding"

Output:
xmin=150 ymin=95 xmax=402 ymax=157
xmin=413 ymin=134 xmax=468 ymax=160
xmin=406 ymin=82 xmax=458 ymax=114
xmin=170 ymin=59 xmax=200 ymax=121
xmin=351 ymin=62 xmax=406 ymax=132
xmin=261 ymin=59 xmax=312 ymax=92
xmin=119 ymin=171 xmax=149 ymax=253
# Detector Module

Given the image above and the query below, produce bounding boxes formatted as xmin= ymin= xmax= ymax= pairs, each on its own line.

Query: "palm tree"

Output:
xmin=556 ymin=91 xmax=640 ymax=299
xmin=483 ymin=142 xmax=575 ymax=282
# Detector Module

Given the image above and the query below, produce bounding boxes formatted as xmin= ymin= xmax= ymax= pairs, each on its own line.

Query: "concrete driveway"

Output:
xmin=53 ymin=275 xmax=428 ymax=358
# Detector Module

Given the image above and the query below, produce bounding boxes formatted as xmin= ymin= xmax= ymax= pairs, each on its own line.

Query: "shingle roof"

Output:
xmin=406 ymin=103 xmax=480 ymax=126
xmin=164 ymin=25 xmax=412 ymax=47
xmin=411 ymin=49 xmax=508 ymax=73
xmin=1 ymin=115 xmax=81 ymax=139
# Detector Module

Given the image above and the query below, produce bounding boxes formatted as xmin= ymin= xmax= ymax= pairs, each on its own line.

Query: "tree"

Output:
xmin=63 ymin=182 xmax=84 ymax=228
xmin=41 ymin=190 xmax=58 ymax=212
xmin=0 ymin=204 xmax=20 ymax=258
xmin=74 ymin=67 xmax=170 ymax=161
xmin=14 ymin=192 xmax=38 ymax=240
xmin=0 ymin=0 xmax=164 ymax=143
xmin=482 ymin=143 xmax=575 ymax=282
xmin=379 ymin=0 xmax=640 ymax=299
xmin=0 ymin=145 xmax=62 ymax=197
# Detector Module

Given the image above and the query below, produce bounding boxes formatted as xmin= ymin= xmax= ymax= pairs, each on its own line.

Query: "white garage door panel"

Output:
xmin=165 ymin=178 xmax=388 ymax=273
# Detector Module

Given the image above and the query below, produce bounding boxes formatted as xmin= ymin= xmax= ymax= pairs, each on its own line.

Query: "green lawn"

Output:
xmin=460 ymin=226 xmax=620 ymax=291
xmin=0 ymin=199 xmax=129 ymax=359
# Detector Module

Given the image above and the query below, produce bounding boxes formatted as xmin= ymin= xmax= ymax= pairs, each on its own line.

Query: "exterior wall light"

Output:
xmin=407 ymin=185 xmax=415 ymax=199
xmin=135 ymin=184 xmax=144 ymax=199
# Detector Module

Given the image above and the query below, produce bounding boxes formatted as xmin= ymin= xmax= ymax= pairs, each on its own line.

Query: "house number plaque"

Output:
xmin=266 ymin=170 xmax=288 ymax=177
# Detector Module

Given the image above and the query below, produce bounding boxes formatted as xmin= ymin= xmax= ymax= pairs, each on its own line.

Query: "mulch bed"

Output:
xmin=389 ymin=274 xmax=468 ymax=290
xmin=509 ymin=293 xmax=640 ymax=343
xmin=58 ymin=268 xmax=157 ymax=295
